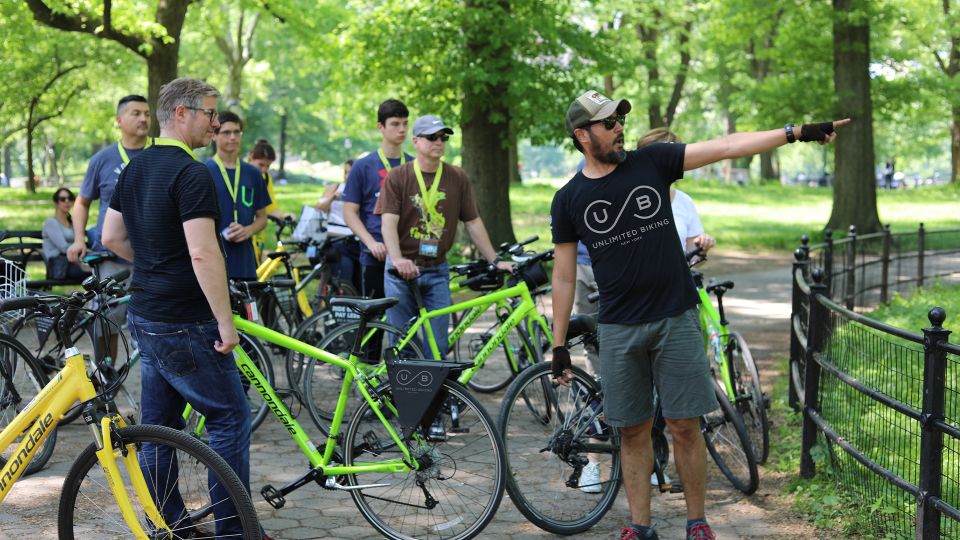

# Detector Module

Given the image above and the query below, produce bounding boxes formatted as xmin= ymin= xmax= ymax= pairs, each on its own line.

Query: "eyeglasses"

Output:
xmin=589 ymin=114 xmax=626 ymax=130
xmin=186 ymin=107 xmax=218 ymax=122
xmin=218 ymin=129 xmax=243 ymax=138
xmin=421 ymin=133 xmax=450 ymax=142
xmin=56 ymin=196 xmax=74 ymax=202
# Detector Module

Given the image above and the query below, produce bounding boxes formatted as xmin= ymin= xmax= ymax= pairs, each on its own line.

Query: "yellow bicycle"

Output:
xmin=0 ymin=274 xmax=260 ymax=539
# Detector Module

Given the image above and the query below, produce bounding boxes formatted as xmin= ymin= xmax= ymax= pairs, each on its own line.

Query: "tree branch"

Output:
xmin=25 ymin=0 xmax=147 ymax=58
xmin=664 ymin=20 xmax=692 ymax=127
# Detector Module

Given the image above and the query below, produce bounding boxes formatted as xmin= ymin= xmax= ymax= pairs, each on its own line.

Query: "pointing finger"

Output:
xmin=833 ymin=118 xmax=852 ymax=128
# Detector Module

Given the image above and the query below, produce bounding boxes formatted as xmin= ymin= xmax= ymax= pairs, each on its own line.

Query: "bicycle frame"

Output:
xmin=257 ymin=241 xmax=315 ymax=318
xmin=232 ymin=315 xmax=417 ymax=475
xmin=0 ymin=346 xmax=168 ymax=537
xmin=696 ymin=287 xmax=736 ymax=399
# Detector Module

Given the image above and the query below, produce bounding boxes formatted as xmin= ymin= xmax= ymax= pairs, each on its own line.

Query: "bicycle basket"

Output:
xmin=292 ymin=205 xmax=328 ymax=244
xmin=0 ymin=258 xmax=27 ymax=330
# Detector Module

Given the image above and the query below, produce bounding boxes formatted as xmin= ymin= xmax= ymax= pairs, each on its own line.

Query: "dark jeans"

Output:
xmin=127 ymin=313 xmax=251 ymax=537
xmin=384 ymin=260 xmax=451 ymax=359
xmin=361 ymin=262 xmax=385 ymax=300
xmin=332 ymin=236 xmax=362 ymax=293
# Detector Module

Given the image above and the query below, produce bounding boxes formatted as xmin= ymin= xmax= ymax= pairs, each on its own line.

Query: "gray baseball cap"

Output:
xmin=412 ymin=115 xmax=455 ymax=137
xmin=565 ymin=90 xmax=632 ymax=135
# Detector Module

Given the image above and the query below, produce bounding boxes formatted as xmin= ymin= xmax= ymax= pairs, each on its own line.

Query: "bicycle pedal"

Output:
xmin=261 ymin=484 xmax=286 ymax=509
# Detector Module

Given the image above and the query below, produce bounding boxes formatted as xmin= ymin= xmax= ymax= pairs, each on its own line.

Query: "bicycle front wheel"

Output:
xmin=456 ymin=307 xmax=520 ymax=393
xmin=0 ymin=333 xmax=56 ymax=475
xmin=58 ymin=423 xmax=261 ymax=539
xmin=702 ymin=382 xmax=759 ymax=494
xmin=726 ymin=331 xmax=769 ymax=464
xmin=498 ymin=362 xmax=621 ymax=535
xmin=343 ymin=380 xmax=505 ymax=540
xmin=302 ymin=320 xmax=424 ymax=435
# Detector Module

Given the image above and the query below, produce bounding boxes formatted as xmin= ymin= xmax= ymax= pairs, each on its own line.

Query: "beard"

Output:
xmin=588 ymin=130 xmax=626 ymax=165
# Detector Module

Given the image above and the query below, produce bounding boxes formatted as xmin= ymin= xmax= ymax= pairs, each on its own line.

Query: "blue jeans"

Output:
xmin=127 ymin=313 xmax=252 ymax=537
xmin=384 ymin=259 xmax=451 ymax=359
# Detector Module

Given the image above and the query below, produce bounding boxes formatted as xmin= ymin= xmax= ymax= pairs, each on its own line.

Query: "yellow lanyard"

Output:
xmin=377 ymin=148 xmax=406 ymax=171
xmin=117 ymin=137 xmax=153 ymax=165
xmin=152 ymin=137 xmax=199 ymax=161
xmin=413 ymin=159 xmax=443 ymax=217
xmin=214 ymin=154 xmax=242 ymax=222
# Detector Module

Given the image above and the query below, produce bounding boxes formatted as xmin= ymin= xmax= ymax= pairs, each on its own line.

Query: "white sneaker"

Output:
xmin=579 ymin=461 xmax=602 ymax=493
xmin=650 ymin=471 xmax=671 ymax=486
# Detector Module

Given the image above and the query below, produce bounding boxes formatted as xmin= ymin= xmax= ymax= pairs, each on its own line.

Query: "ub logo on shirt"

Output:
xmin=584 ymin=185 xmax=661 ymax=234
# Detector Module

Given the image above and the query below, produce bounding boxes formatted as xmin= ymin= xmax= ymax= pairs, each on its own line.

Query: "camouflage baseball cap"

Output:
xmin=565 ymin=90 xmax=632 ymax=135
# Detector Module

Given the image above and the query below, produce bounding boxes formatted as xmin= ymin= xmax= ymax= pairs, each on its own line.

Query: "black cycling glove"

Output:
xmin=552 ymin=346 xmax=572 ymax=379
xmin=799 ymin=122 xmax=835 ymax=142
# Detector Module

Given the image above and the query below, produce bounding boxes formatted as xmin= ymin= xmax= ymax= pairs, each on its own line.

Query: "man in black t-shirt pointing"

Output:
xmin=102 ymin=78 xmax=261 ymax=538
xmin=549 ymin=89 xmax=849 ymax=540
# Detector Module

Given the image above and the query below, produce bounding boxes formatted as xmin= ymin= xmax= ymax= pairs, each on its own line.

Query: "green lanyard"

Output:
xmin=152 ymin=137 xmax=200 ymax=161
xmin=413 ymin=159 xmax=443 ymax=220
xmin=377 ymin=148 xmax=406 ymax=171
xmin=214 ymin=154 xmax=242 ymax=222
xmin=117 ymin=137 xmax=153 ymax=165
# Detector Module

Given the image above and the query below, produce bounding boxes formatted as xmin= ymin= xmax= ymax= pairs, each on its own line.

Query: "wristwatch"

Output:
xmin=784 ymin=123 xmax=796 ymax=144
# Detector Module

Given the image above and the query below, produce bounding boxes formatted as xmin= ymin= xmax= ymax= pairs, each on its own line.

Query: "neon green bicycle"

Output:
xmin=299 ymin=246 xmax=555 ymax=434
xmin=228 ymin=281 xmax=506 ymax=540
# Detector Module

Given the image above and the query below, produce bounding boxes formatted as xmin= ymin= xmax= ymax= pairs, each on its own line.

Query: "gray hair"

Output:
xmin=156 ymin=78 xmax=220 ymax=128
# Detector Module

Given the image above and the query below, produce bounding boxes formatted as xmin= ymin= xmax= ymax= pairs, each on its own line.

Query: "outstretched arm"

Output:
xmin=683 ymin=119 xmax=850 ymax=171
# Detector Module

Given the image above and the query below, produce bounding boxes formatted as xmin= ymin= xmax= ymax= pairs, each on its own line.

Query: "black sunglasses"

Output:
xmin=589 ymin=114 xmax=626 ymax=130
xmin=57 ymin=196 xmax=74 ymax=202
xmin=421 ymin=132 xmax=450 ymax=142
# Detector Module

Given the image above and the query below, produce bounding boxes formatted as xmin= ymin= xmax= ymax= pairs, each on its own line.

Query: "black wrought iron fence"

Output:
xmin=790 ymin=229 xmax=960 ymax=539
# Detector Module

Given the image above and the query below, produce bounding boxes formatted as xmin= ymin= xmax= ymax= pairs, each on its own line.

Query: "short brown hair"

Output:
xmin=248 ymin=139 xmax=276 ymax=161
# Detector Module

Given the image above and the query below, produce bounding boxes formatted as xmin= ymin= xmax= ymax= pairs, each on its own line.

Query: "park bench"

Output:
xmin=0 ymin=229 xmax=86 ymax=289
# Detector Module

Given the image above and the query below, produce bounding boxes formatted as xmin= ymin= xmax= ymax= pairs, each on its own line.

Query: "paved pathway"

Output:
xmin=0 ymin=250 xmax=826 ymax=539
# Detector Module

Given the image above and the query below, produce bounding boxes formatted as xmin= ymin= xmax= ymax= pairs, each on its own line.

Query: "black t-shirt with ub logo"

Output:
xmin=550 ymin=144 xmax=699 ymax=324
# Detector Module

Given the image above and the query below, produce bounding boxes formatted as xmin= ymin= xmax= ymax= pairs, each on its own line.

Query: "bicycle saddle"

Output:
xmin=329 ymin=296 xmax=399 ymax=318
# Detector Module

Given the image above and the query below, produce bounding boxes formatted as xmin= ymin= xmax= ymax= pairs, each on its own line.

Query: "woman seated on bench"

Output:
xmin=42 ymin=187 xmax=91 ymax=281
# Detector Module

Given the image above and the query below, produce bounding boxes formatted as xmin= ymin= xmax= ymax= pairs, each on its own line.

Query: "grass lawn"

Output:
xmin=3 ymin=181 xmax=960 ymax=255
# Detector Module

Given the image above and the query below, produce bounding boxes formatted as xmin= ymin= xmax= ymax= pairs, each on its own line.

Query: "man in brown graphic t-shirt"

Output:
xmin=379 ymin=114 xmax=512 ymax=359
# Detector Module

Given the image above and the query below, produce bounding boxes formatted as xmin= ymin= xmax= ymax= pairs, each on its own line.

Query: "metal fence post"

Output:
xmin=800 ymin=268 xmax=829 ymax=479
xmin=917 ymin=307 xmax=950 ymax=539
xmin=918 ymin=223 xmax=926 ymax=288
xmin=845 ymin=225 xmax=857 ymax=310
xmin=823 ymin=228 xmax=834 ymax=292
xmin=880 ymin=224 xmax=891 ymax=304
xmin=790 ymin=243 xmax=811 ymax=412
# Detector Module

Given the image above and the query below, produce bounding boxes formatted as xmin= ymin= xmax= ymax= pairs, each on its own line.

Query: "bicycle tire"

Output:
xmin=498 ymin=362 xmax=621 ymax=535
xmin=238 ymin=332 xmax=274 ymax=432
xmin=456 ymin=307 xmax=521 ymax=393
xmin=702 ymin=382 xmax=759 ymax=494
xmin=343 ymin=380 xmax=506 ymax=540
xmin=301 ymin=320 xmax=425 ymax=435
xmin=518 ymin=322 xmax=553 ymax=423
xmin=58 ymin=423 xmax=261 ymax=539
xmin=0 ymin=333 xmax=56 ymax=475
xmin=726 ymin=331 xmax=769 ymax=464
xmin=285 ymin=308 xmax=336 ymax=387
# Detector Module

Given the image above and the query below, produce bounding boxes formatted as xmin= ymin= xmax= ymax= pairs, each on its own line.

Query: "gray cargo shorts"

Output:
xmin=598 ymin=307 xmax=718 ymax=427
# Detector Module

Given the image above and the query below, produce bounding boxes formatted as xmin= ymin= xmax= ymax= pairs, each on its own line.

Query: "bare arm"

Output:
xmin=315 ymin=183 xmax=339 ymax=213
xmin=67 ymin=195 xmax=92 ymax=262
xmin=381 ymin=212 xmax=417 ymax=279
xmin=101 ymin=208 xmax=135 ymax=262
xmin=683 ymin=118 xmax=850 ymax=171
xmin=344 ymin=201 xmax=386 ymax=260
xmin=183 ymin=217 xmax=238 ymax=353
xmin=550 ymin=242 xmax=578 ymax=349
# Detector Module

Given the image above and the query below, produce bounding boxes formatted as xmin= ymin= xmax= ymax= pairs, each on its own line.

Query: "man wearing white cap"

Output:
xmin=549 ymin=90 xmax=849 ymax=540
xmin=379 ymin=114 xmax=512 ymax=360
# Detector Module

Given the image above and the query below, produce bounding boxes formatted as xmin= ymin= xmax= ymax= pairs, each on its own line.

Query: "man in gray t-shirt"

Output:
xmin=68 ymin=95 xmax=151 ymax=263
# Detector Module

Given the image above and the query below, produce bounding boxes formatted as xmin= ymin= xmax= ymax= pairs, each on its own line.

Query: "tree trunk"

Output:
xmin=3 ymin=144 xmax=12 ymax=180
xmin=146 ymin=46 xmax=180 ymax=137
xmin=46 ymin=140 xmax=59 ymax=183
xmin=278 ymin=113 xmax=287 ymax=179
xmin=508 ymin=118 xmax=521 ymax=184
xmin=760 ymin=150 xmax=778 ymax=182
xmin=952 ymin=104 xmax=960 ymax=184
xmin=461 ymin=91 xmax=515 ymax=245
xmin=25 ymin=128 xmax=36 ymax=194
xmin=827 ymin=0 xmax=881 ymax=233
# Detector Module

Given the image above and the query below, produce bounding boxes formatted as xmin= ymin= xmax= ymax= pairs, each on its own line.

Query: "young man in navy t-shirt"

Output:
xmin=549 ymin=89 xmax=849 ymax=540
xmin=206 ymin=111 xmax=270 ymax=280
xmin=343 ymin=99 xmax=413 ymax=299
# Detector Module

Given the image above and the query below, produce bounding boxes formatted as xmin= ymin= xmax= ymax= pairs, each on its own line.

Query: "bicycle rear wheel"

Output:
xmin=58 ymin=423 xmax=261 ymax=539
xmin=285 ymin=308 xmax=336 ymax=387
xmin=702 ymin=382 xmax=759 ymax=494
xmin=302 ymin=320 xmax=424 ymax=435
xmin=0 ymin=333 xmax=56 ymax=475
xmin=238 ymin=332 xmax=274 ymax=432
xmin=498 ymin=362 xmax=621 ymax=535
xmin=456 ymin=307 xmax=520 ymax=393
xmin=343 ymin=380 xmax=505 ymax=540
xmin=726 ymin=331 xmax=769 ymax=464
